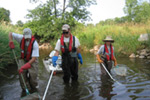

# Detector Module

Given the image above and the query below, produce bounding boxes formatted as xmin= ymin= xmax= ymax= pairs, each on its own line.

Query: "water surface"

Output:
xmin=0 ymin=51 xmax=150 ymax=100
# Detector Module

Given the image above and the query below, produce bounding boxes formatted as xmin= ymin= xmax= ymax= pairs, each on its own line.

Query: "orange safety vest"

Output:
xmin=20 ymin=36 xmax=35 ymax=61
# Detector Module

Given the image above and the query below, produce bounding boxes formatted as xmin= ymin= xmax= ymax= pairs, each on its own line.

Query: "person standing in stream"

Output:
xmin=8 ymin=28 xmax=39 ymax=97
xmin=96 ymin=36 xmax=117 ymax=75
xmin=52 ymin=24 xmax=83 ymax=83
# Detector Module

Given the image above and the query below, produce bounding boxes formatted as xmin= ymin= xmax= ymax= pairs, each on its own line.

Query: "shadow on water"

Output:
xmin=0 ymin=50 xmax=150 ymax=100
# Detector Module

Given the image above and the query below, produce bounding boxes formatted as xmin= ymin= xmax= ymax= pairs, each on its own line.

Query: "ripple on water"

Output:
xmin=1 ymin=54 xmax=150 ymax=100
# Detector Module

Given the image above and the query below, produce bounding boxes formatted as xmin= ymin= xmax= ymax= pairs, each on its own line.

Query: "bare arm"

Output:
xmin=28 ymin=57 xmax=37 ymax=64
xmin=77 ymin=46 xmax=81 ymax=54
xmin=54 ymin=50 xmax=59 ymax=56
xmin=9 ymin=32 xmax=13 ymax=42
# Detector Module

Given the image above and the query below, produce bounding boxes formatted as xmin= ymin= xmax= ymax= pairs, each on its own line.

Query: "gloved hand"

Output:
xmin=113 ymin=57 xmax=117 ymax=67
xmin=19 ymin=63 xmax=31 ymax=74
xmin=52 ymin=56 xmax=58 ymax=67
xmin=9 ymin=41 xmax=15 ymax=49
xmin=96 ymin=54 xmax=103 ymax=63
xmin=77 ymin=53 xmax=83 ymax=64
xmin=116 ymin=65 xmax=119 ymax=68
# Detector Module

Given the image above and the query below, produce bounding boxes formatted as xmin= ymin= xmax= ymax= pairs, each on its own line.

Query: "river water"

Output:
xmin=0 ymin=50 xmax=150 ymax=100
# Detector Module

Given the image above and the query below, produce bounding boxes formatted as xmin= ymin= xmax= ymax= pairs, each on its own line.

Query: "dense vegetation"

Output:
xmin=0 ymin=8 xmax=10 ymax=22
xmin=0 ymin=22 xmax=20 ymax=76
xmin=74 ymin=22 xmax=150 ymax=55
xmin=22 ymin=0 xmax=96 ymax=43
xmin=21 ymin=0 xmax=150 ymax=43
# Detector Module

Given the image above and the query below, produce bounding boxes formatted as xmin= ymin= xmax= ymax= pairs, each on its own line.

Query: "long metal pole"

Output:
xmin=42 ymin=69 xmax=54 ymax=100
xmin=12 ymin=49 xmax=30 ymax=95
xmin=101 ymin=63 xmax=121 ymax=85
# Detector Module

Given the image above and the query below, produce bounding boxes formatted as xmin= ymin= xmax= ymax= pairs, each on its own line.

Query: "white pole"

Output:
xmin=42 ymin=69 xmax=54 ymax=100
xmin=101 ymin=63 xmax=121 ymax=85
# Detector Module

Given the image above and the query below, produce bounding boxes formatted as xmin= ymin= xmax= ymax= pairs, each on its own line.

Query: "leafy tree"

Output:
xmin=0 ymin=7 xmax=10 ymax=22
xmin=134 ymin=1 xmax=150 ymax=22
xmin=16 ymin=20 xmax=24 ymax=27
xmin=24 ymin=0 xmax=97 ymax=42
xmin=114 ymin=16 xmax=128 ymax=23
xmin=124 ymin=0 xmax=150 ymax=22
xmin=124 ymin=0 xmax=138 ymax=22
xmin=63 ymin=0 xmax=96 ymax=22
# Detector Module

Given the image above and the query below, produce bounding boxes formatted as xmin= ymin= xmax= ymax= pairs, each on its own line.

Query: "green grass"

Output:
xmin=0 ymin=22 xmax=20 ymax=76
xmin=73 ymin=22 xmax=150 ymax=56
xmin=1 ymin=20 xmax=150 ymax=76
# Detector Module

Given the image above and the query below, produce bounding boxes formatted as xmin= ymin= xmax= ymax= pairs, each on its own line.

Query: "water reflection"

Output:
xmin=0 ymin=52 xmax=150 ymax=100
xmin=99 ymin=75 xmax=115 ymax=100
xmin=61 ymin=81 xmax=80 ymax=100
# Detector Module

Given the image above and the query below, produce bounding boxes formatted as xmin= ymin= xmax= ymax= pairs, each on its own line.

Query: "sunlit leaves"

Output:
xmin=24 ymin=0 xmax=97 ymax=42
xmin=0 ymin=7 xmax=10 ymax=22
xmin=124 ymin=0 xmax=150 ymax=22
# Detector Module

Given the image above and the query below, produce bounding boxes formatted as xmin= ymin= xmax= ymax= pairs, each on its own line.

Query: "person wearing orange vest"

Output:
xmin=96 ymin=36 xmax=117 ymax=75
xmin=8 ymin=28 xmax=39 ymax=97
xmin=52 ymin=24 xmax=83 ymax=83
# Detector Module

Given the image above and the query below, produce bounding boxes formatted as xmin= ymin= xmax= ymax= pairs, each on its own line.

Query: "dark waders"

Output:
xmin=62 ymin=53 xmax=78 ymax=83
xmin=100 ymin=60 xmax=112 ymax=75
xmin=18 ymin=59 xmax=39 ymax=97
xmin=61 ymin=36 xmax=78 ymax=83
xmin=12 ymin=49 xmax=40 ymax=100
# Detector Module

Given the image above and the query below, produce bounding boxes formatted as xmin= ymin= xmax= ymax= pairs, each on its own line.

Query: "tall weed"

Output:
xmin=0 ymin=22 xmax=20 ymax=76
xmin=73 ymin=22 xmax=150 ymax=56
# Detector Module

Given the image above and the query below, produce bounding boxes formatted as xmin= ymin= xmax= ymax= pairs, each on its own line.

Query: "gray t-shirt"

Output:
xmin=12 ymin=33 xmax=39 ymax=57
xmin=97 ymin=45 xmax=114 ymax=55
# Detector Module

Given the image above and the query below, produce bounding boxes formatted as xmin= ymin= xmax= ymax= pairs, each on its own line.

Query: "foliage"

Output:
xmin=73 ymin=21 xmax=150 ymax=56
xmin=124 ymin=0 xmax=138 ymax=22
xmin=0 ymin=22 xmax=20 ymax=76
xmin=16 ymin=20 xmax=24 ymax=27
xmin=23 ymin=0 xmax=97 ymax=42
xmin=0 ymin=7 xmax=10 ymax=22
xmin=133 ymin=2 xmax=150 ymax=22
xmin=66 ymin=0 xmax=96 ymax=22
xmin=124 ymin=0 xmax=150 ymax=22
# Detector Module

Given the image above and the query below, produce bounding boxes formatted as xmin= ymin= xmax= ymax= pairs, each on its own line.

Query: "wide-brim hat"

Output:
xmin=103 ymin=36 xmax=114 ymax=42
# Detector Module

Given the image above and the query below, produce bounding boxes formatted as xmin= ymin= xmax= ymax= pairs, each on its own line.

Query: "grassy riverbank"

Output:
xmin=73 ymin=22 xmax=150 ymax=56
xmin=1 ymin=21 xmax=150 ymax=76
xmin=0 ymin=22 xmax=20 ymax=76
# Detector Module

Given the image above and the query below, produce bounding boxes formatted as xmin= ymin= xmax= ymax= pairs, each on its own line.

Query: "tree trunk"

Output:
xmin=53 ymin=0 xmax=57 ymax=17
xmin=62 ymin=0 xmax=66 ymax=20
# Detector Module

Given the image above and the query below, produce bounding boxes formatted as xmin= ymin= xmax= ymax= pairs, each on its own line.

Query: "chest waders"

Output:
xmin=61 ymin=36 xmax=78 ymax=83
xmin=100 ymin=48 xmax=113 ymax=75
xmin=19 ymin=42 xmax=39 ymax=97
